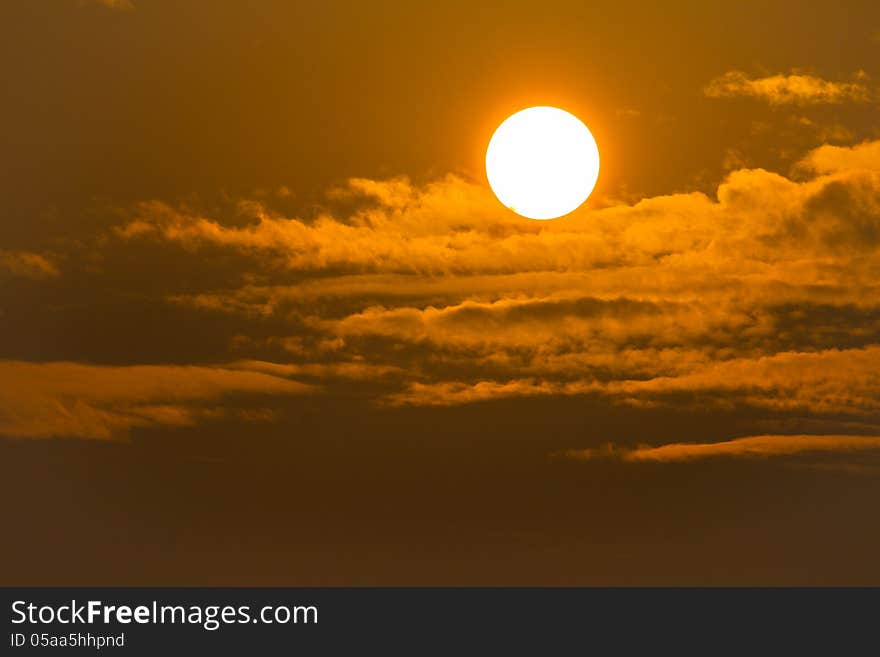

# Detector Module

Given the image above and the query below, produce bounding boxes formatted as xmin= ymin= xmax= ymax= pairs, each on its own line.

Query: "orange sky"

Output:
xmin=2 ymin=0 xmax=880 ymax=585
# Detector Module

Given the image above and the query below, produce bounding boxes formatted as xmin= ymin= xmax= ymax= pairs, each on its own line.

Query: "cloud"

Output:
xmin=384 ymin=346 xmax=880 ymax=416
xmin=798 ymin=139 xmax=880 ymax=174
xmin=119 ymin=146 xmax=880 ymax=286
xmin=793 ymin=116 xmax=855 ymax=145
xmin=316 ymin=295 xmax=709 ymax=350
xmin=229 ymin=359 xmax=405 ymax=381
xmin=114 ymin=175 xmax=552 ymax=276
xmin=385 ymin=379 xmax=584 ymax=407
xmin=0 ymin=361 xmax=313 ymax=440
xmin=704 ymin=71 xmax=870 ymax=105
xmin=0 ymin=250 xmax=59 ymax=279
xmin=602 ymin=346 xmax=880 ymax=414
xmin=22 ymin=137 xmax=880 ymax=440
xmin=564 ymin=434 xmax=880 ymax=463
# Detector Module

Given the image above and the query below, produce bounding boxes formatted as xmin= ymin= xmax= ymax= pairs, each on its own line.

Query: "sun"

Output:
xmin=486 ymin=106 xmax=600 ymax=220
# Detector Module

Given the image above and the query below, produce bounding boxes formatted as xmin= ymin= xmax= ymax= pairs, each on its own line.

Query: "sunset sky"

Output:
xmin=3 ymin=0 xmax=880 ymax=584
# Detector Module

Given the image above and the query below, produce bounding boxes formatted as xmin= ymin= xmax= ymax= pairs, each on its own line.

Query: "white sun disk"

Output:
xmin=486 ymin=106 xmax=600 ymax=220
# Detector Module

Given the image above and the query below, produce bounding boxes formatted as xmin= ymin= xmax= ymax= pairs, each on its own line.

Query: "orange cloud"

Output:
xmin=798 ymin=139 xmax=880 ymax=174
xmin=0 ymin=361 xmax=313 ymax=440
xmin=565 ymin=434 xmax=880 ymax=463
xmin=74 ymin=138 xmax=880 ymax=430
xmin=385 ymin=379 xmax=583 ymax=407
xmin=121 ymin=145 xmax=880 ymax=291
xmin=0 ymin=250 xmax=59 ymax=279
xmin=230 ymin=359 xmax=405 ymax=381
xmin=604 ymin=346 xmax=880 ymax=414
xmin=385 ymin=346 xmax=880 ymax=417
xmin=704 ymin=71 xmax=870 ymax=105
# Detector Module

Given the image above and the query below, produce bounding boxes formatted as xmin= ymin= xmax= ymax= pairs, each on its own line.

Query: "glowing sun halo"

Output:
xmin=486 ymin=106 xmax=600 ymax=220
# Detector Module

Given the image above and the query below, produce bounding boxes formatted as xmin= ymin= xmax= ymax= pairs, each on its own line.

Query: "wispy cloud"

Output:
xmin=564 ymin=434 xmax=880 ymax=463
xmin=704 ymin=71 xmax=871 ymax=105
xmin=0 ymin=361 xmax=313 ymax=440
xmin=0 ymin=250 xmax=59 ymax=279
xmin=384 ymin=345 xmax=880 ymax=415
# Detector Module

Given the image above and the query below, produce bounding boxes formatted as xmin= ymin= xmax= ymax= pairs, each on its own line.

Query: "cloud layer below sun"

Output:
xmin=3 ymin=136 xmax=880 ymax=464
